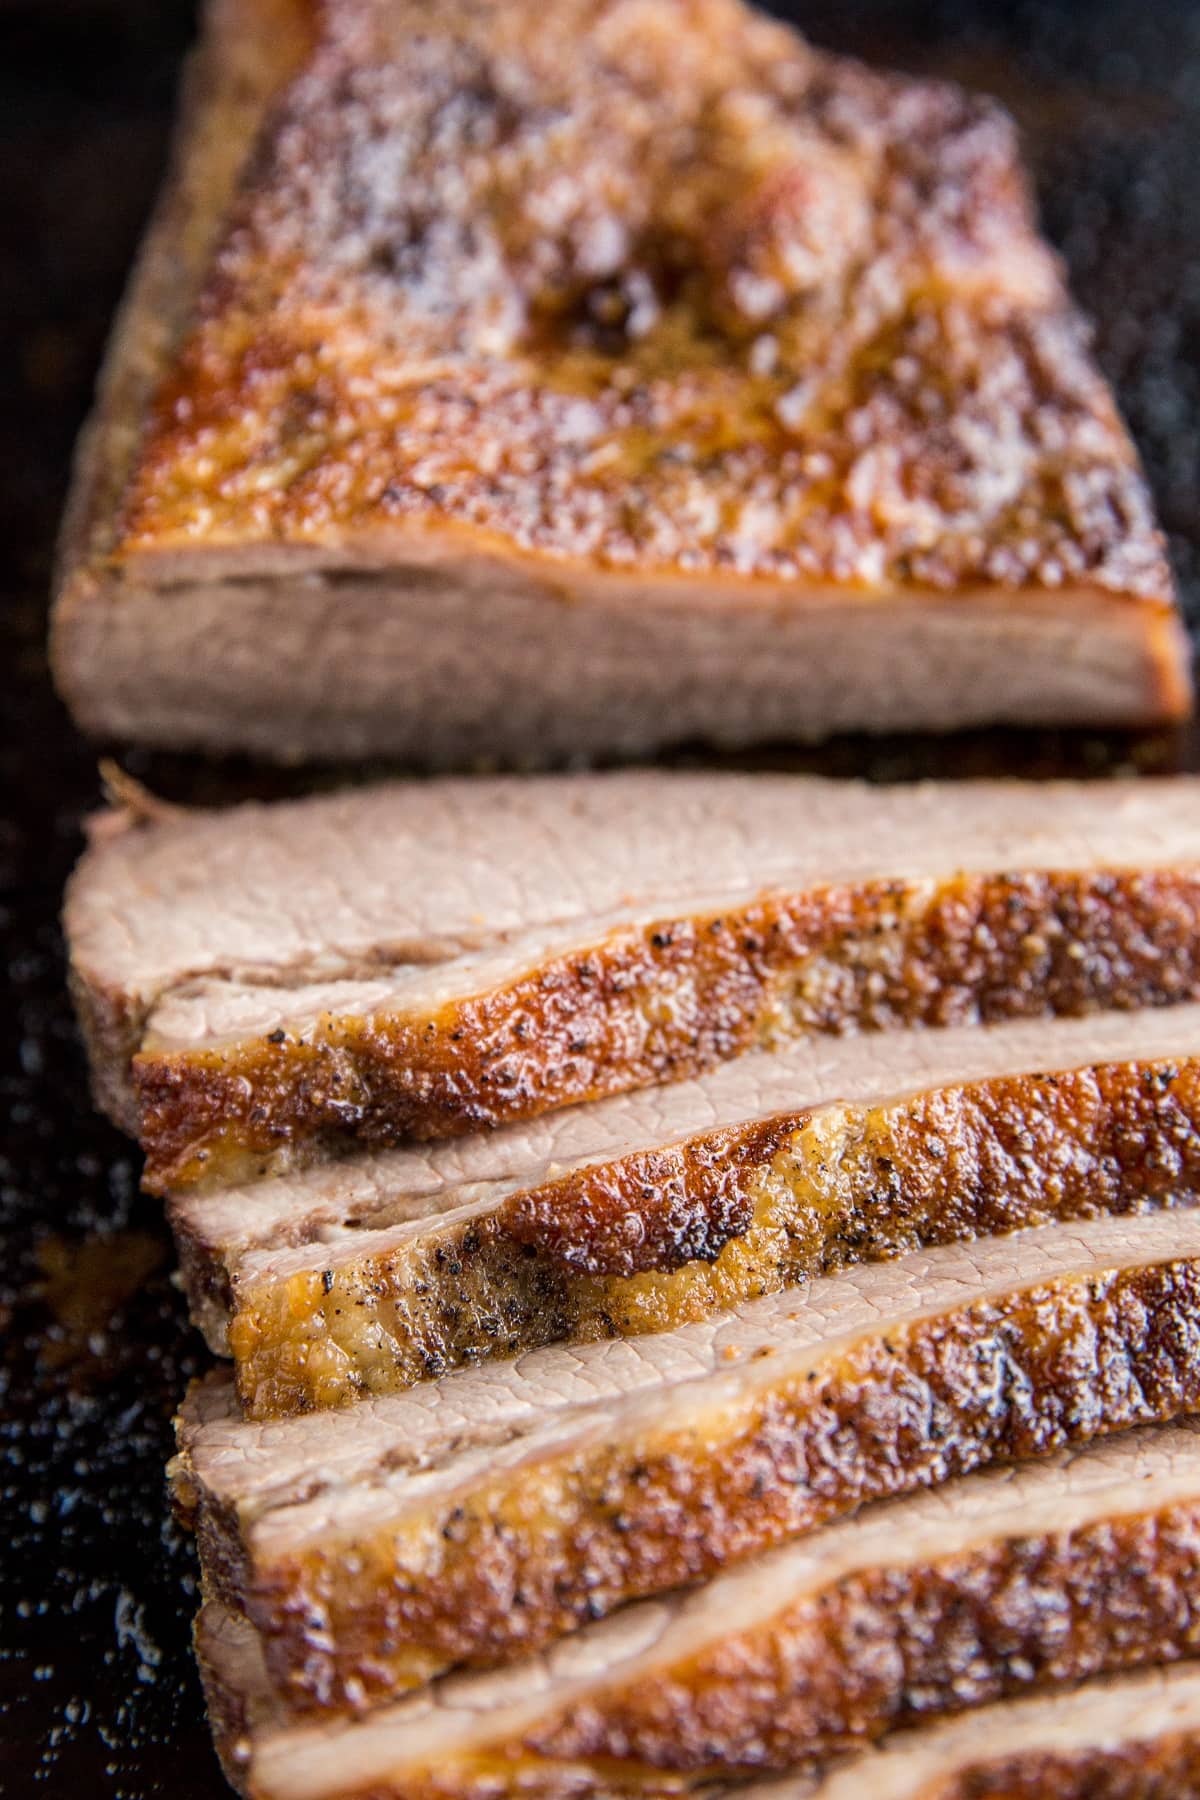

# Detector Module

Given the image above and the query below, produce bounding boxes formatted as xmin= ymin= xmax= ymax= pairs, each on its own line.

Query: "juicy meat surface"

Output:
xmin=761 ymin=1663 xmax=1200 ymax=1800
xmin=50 ymin=0 xmax=1189 ymax=761
xmin=193 ymin=1423 xmax=1200 ymax=1792
xmin=64 ymin=772 xmax=1200 ymax=1188
xmin=186 ymin=1004 xmax=1200 ymax=1413
xmin=172 ymin=1211 xmax=1200 ymax=1704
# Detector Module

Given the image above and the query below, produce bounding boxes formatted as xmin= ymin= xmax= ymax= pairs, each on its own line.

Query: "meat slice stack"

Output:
xmin=761 ymin=1667 xmax=1200 ymax=1800
xmin=179 ymin=1003 xmax=1200 ymax=1414
xmin=62 ymin=769 xmax=1200 ymax=1795
xmin=192 ymin=1421 xmax=1200 ymax=1796
xmin=68 ymin=771 xmax=1200 ymax=1190
xmin=177 ymin=1212 xmax=1200 ymax=1711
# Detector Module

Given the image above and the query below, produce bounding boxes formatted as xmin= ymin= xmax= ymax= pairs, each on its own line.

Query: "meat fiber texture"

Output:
xmin=170 ymin=1002 xmax=1200 ymax=1413
xmin=64 ymin=771 xmax=1200 ymax=1191
xmin=51 ymin=0 xmax=1190 ymax=763
xmin=172 ymin=1211 xmax=1200 ymax=1710
xmin=194 ymin=1422 xmax=1200 ymax=1796
xmin=755 ymin=1664 xmax=1200 ymax=1800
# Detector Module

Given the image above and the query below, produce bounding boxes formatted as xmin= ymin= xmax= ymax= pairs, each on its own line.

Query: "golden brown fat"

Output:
xmin=175 ymin=1213 xmax=1200 ymax=1711
xmin=190 ymin=1426 xmax=1200 ymax=1796
xmin=51 ymin=0 xmax=1189 ymax=761
xmin=223 ymin=1050 xmax=1200 ymax=1415
xmin=137 ymin=865 xmax=1200 ymax=1191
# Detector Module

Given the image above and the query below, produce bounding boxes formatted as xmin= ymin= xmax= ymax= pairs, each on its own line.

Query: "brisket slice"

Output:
xmin=64 ymin=772 xmax=1200 ymax=1191
xmin=763 ymin=1664 xmax=1200 ymax=1800
xmin=193 ymin=1422 xmax=1200 ymax=1792
xmin=176 ymin=1003 xmax=1200 ymax=1414
xmin=172 ymin=1211 xmax=1200 ymax=1708
xmin=50 ymin=0 xmax=1189 ymax=768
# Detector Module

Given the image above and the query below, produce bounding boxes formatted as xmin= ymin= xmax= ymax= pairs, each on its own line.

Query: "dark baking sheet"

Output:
xmin=4 ymin=2 xmax=1200 ymax=1792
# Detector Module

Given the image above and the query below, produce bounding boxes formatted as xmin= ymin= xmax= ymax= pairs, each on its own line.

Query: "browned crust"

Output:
xmin=193 ymin=1612 xmax=259 ymax=1794
xmin=199 ymin=1503 xmax=1200 ymax=1794
xmin=337 ymin=1735 xmax=1200 ymax=1800
xmin=223 ymin=1110 xmax=798 ymax=1403
xmin=101 ymin=4 xmax=1174 ymax=605
xmin=224 ymin=1053 xmax=1200 ymax=1414
xmin=68 ymin=960 xmax=146 ymax=1137
xmin=50 ymin=0 xmax=314 ymax=718
xmin=939 ymin=1735 xmax=1200 ymax=1800
xmin=527 ymin=1501 xmax=1200 ymax=1772
xmin=175 ymin=1214 xmax=240 ymax=1353
xmin=51 ymin=0 xmax=1190 ymax=760
xmin=135 ymin=868 xmax=1200 ymax=1192
xmin=198 ymin=1256 xmax=1200 ymax=1711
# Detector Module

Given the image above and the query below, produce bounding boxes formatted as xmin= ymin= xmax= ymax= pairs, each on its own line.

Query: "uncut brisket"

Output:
xmin=51 ymin=0 xmax=1190 ymax=764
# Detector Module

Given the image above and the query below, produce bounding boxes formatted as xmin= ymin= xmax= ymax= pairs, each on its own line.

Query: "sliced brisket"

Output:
xmin=173 ymin=1211 xmax=1200 ymax=1705
xmin=169 ymin=1004 xmax=1200 ymax=1411
xmin=64 ymin=773 xmax=1200 ymax=1190
xmin=768 ymin=1664 xmax=1200 ymax=1800
xmin=194 ymin=1424 xmax=1200 ymax=1790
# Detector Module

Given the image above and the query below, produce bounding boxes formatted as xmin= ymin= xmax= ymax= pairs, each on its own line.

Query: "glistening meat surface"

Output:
xmin=173 ymin=1210 xmax=1200 ymax=1705
xmin=193 ymin=1420 xmax=1200 ymax=1780
xmin=756 ymin=1663 xmax=1200 ymax=1800
xmin=50 ymin=0 xmax=1190 ymax=761
xmin=64 ymin=772 xmax=1200 ymax=1188
xmin=197 ymin=1007 xmax=1200 ymax=1413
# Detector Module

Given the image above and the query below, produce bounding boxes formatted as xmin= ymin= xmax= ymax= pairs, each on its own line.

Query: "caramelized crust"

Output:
xmin=135 ymin=867 xmax=1200 ymax=1192
xmin=373 ymin=1735 xmax=1200 ymax=1800
xmin=226 ymin=1053 xmax=1200 ymax=1413
xmin=526 ymin=1503 xmax=1200 ymax=1771
xmin=224 ymin=1735 xmax=1200 ymax=1800
xmin=108 ymin=0 xmax=1168 ymax=605
xmin=218 ymin=1256 xmax=1200 ymax=1707
xmin=195 ymin=1484 xmax=1200 ymax=1792
xmin=53 ymin=0 xmax=315 ymax=586
xmin=937 ymin=1738 xmax=1200 ymax=1800
xmin=52 ymin=0 xmax=1191 ymax=755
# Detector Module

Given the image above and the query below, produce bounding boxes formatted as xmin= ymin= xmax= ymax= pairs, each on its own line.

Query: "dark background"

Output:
xmin=5 ymin=2 xmax=1200 ymax=1793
